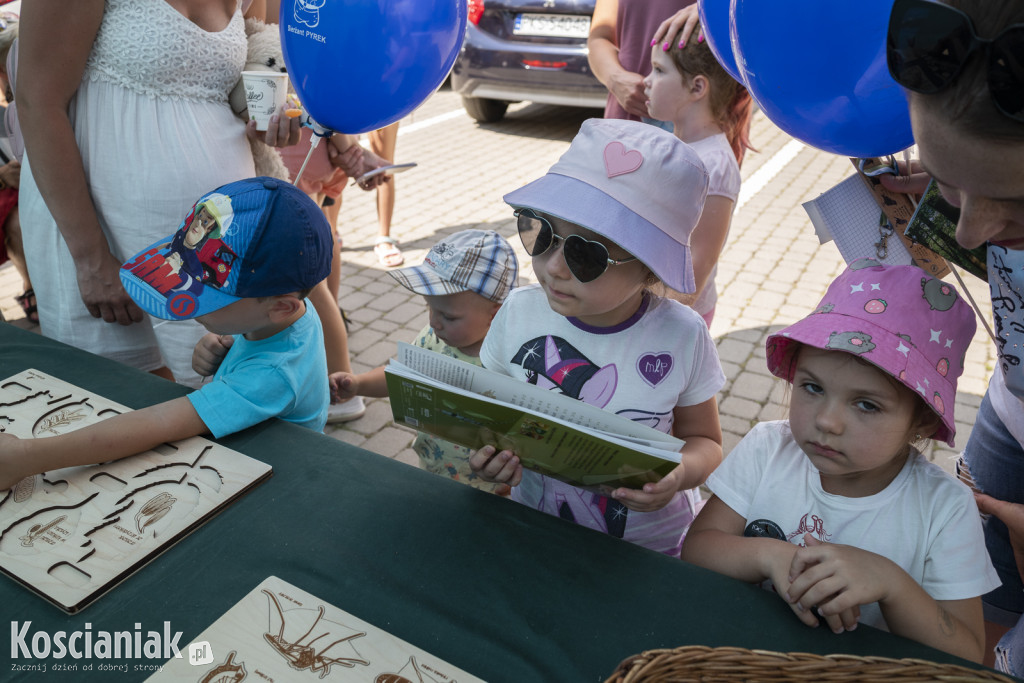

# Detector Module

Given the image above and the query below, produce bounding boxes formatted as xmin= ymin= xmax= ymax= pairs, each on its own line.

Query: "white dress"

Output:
xmin=21 ymin=0 xmax=255 ymax=386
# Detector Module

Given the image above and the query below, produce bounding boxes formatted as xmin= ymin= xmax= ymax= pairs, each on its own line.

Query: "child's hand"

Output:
xmin=610 ymin=464 xmax=683 ymax=512
xmin=468 ymin=445 xmax=522 ymax=487
xmin=192 ymin=333 xmax=233 ymax=377
xmin=752 ymin=539 xmax=852 ymax=632
xmin=784 ymin=534 xmax=892 ymax=633
xmin=0 ymin=433 xmax=36 ymax=491
xmin=329 ymin=372 xmax=358 ymax=403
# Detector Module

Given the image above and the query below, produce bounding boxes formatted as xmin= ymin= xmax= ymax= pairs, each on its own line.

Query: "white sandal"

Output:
xmin=373 ymin=236 xmax=404 ymax=267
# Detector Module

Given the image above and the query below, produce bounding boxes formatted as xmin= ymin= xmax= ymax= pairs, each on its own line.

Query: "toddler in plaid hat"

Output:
xmin=681 ymin=260 xmax=998 ymax=662
xmin=329 ymin=229 xmax=518 ymax=493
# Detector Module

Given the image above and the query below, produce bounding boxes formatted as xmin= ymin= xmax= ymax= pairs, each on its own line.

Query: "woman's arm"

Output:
xmin=19 ymin=1 xmax=144 ymax=326
xmin=587 ymin=0 xmax=648 ymax=118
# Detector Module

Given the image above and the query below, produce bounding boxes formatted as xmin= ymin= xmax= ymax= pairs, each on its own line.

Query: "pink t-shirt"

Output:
xmin=604 ymin=0 xmax=696 ymax=121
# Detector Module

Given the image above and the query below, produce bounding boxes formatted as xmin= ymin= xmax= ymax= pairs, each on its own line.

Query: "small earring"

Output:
xmin=914 ymin=433 xmax=922 ymax=441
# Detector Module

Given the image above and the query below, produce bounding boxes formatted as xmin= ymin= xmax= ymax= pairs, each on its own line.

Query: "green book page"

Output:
xmin=385 ymin=369 xmax=679 ymax=492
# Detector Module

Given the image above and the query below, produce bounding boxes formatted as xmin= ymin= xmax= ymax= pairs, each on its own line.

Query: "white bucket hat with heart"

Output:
xmin=503 ymin=118 xmax=709 ymax=293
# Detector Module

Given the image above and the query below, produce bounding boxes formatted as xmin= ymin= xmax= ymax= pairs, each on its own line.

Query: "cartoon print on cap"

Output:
xmin=922 ymin=277 xmax=958 ymax=311
xmin=864 ymin=299 xmax=887 ymax=314
xmin=426 ymin=242 xmax=457 ymax=266
xmin=825 ymin=331 xmax=875 ymax=355
xmin=933 ymin=392 xmax=945 ymax=415
xmin=813 ymin=303 xmax=834 ymax=315
xmin=937 ymin=358 xmax=949 ymax=377
xmin=165 ymin=193 xmax=237 ymax=292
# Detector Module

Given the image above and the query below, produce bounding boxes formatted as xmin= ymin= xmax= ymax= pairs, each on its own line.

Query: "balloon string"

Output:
xmin=293 ymin=134 xmax=322 ymax=186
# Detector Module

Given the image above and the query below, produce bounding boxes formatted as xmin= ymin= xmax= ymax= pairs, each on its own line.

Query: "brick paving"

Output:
xmin=0 ymin=84 xmax=998 ymax=478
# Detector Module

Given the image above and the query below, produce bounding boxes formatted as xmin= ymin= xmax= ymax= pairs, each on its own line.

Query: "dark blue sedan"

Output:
xmin=452 ymin=0 xmax=607 ymax=122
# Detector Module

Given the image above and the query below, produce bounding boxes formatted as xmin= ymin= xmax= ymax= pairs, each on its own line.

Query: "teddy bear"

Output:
xmin=229 ymin=17 xmax=292 ymax=182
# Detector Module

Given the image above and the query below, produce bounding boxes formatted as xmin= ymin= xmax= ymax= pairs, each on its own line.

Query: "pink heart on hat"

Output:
xmin=603 ymin=141 xmax=643 ymax=178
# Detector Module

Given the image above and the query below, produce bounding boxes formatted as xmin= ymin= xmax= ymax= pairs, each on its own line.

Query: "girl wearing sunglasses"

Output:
xmin=469 ymin=118 xmax=725 ymax=557
xmin=883 ymin=0 xmax=1024 ymax=672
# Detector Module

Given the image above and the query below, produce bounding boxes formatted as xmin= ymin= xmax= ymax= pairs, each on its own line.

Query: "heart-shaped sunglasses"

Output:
xmin=515 ymin=209 xmax=637 ymax=283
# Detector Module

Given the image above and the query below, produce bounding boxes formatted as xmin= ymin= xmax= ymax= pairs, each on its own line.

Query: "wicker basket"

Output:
xmin=603 ymin=645 xmax=1016 ymax=682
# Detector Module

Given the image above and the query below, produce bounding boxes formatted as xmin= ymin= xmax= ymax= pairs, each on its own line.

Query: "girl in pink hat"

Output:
xmin=681 ymin=260 xmax=998 ymax=662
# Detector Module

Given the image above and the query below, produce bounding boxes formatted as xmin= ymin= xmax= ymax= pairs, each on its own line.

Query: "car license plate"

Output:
xmin=513 ymin=13 xmax=590 ymax=38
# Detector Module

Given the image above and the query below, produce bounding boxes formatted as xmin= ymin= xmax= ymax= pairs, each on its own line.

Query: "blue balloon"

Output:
xmin=281 ymin=0 xmax=467 ymax=134
xmin=731 ymin=0 xmax=913 ymax=157
xmin=698 ymin=0 xmax=741 ymax=83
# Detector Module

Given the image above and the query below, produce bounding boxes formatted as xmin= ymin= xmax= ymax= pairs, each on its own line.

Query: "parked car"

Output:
xmin=451 ymin=0 xmax=608 ymax=123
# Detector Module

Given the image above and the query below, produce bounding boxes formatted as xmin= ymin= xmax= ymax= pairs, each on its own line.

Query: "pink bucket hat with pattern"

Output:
xmin=765 ymin=259 xmax=976 ymax=446
xmin=503 ymin=118 xmax=709 ymax=293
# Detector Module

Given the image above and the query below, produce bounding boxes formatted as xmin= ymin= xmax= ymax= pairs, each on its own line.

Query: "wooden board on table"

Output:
xmin=0 ymin=368 xmax=272 ymax=613
xmin=149 ymin=575 xmax=485 ymax=682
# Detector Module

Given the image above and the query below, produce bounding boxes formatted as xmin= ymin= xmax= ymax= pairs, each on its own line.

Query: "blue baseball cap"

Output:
xmin=120 ymin=177 xmax=332 ymax=320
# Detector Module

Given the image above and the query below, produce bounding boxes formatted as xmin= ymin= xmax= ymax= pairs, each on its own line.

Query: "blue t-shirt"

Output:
xmin=188 ymin=302 xmax=328 ymax=437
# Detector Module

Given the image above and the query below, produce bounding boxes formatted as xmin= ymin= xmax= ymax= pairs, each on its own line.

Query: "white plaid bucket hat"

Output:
xmin=388 ymin=229 xmax=518 ymax=303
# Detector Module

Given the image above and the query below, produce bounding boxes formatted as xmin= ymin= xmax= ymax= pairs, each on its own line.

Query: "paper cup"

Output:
xmin=242 ymin=71 xmax=289 ymax=131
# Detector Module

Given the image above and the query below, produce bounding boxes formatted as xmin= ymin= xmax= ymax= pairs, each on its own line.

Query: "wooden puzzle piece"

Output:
xmin=149 ymin=577 xmax=483 ymax=682
xmin=0 ymin=369 xmax=272 ymax=613
xmin=262 ymin=590 xmax=370 ymax=677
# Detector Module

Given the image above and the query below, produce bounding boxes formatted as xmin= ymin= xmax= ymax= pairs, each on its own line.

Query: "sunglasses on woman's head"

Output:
xmin=887 ymin=0 xmax=1024 ymax=121
xmin=514 ymin=209 xmax=637 ymax=283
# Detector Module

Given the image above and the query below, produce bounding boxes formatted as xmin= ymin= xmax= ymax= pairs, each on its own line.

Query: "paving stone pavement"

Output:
xmin=0 ymin=85 xmax=998 ymax=481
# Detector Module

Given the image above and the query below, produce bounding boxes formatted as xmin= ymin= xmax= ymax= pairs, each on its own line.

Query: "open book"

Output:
xmin=384 ymin=343 xmax=684 ymax=492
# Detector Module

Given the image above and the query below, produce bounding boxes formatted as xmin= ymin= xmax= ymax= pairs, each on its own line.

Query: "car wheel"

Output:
xmin=461 ymin=96 xmax=508 ymax=123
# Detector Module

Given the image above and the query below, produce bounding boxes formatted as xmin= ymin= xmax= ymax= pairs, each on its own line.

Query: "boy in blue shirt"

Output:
xmin=0 ymin=177 xmax=331 ymax=490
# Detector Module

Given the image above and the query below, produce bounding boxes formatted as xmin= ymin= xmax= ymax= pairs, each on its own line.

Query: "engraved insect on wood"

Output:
xmin=262 ymin=589 xmax=369 ymax=678
xmin=19 ymin=515 xmax=67 ymax=547
xmin=376 ymin=655 xmax=457 ymax=683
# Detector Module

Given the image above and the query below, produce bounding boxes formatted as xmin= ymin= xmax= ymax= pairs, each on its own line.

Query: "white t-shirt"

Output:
xmin=481 ymin=285 xmax=726 ymax=555
xmin=687 ymin=133 xmax=741 ymax=317
xmin=706 ymin=420 xmax=1000 ymax=631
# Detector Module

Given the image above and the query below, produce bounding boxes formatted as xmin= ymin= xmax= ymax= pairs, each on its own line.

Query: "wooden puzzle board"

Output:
xmin=0 ymin=369 xmax=272 ymax=613
xmin=149 ymin=576 xmax=485 ymax=682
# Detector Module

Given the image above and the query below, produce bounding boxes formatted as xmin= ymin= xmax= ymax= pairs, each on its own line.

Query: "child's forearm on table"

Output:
xmin=23 ymin=397 xmax=208 ymax=474
xmin=682 ymin=529 xmax=789 ymax=584
xmin=879 ymin=572 xmax=985 ymax=663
